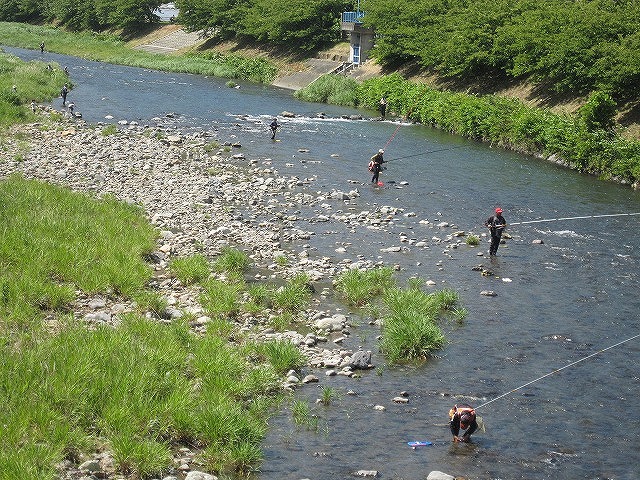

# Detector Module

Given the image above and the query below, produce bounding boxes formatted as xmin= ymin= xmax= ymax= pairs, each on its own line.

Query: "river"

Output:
xmin=4 ymin=46 xmax=640 ymax=480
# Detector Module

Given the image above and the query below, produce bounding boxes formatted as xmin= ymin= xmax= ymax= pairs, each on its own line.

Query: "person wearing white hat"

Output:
xmin=369 ymin=149 xmax=385 ymax=184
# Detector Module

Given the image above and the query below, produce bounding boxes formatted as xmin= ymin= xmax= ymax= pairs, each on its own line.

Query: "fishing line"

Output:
xmin=385 ymin=145 xmax=466 ymax=163
xmin=509 ymin=212 xmax=640 ymax=226
xmin=475 ymin=333 xmax=640 ymax=411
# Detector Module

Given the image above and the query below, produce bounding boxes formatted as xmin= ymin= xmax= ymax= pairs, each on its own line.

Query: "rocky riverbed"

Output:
xmin=1 ymin=116 xmax=464 ymax=480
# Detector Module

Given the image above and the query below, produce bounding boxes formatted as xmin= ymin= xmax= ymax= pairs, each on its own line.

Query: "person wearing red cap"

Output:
xmin=485 ymin=207 xmax=507 ymax=256
xmin=449 ymin=403 xmax=478 ymax=442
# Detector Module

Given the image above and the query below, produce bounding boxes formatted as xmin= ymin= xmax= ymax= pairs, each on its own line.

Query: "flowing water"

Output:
xmin=5 ymin=46 xmax=640 ymax=479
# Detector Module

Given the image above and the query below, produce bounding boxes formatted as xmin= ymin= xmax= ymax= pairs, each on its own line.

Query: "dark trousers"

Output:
xmin=490 ymin=233 xmax=501 ymax=255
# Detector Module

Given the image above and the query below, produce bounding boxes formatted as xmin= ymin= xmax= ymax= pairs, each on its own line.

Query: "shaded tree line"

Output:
xmin=363 ymin=0 xmax=640 ymax=100
xmin=0 ymin=0 xmax=163 ymax=31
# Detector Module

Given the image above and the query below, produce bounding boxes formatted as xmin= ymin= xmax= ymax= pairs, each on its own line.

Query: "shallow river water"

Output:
xmin=5 ymin=46 xmax=640 ymax=480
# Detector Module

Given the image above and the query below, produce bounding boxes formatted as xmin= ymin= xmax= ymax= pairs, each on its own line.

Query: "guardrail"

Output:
xmin=341 ymin=11 xmax=364 ymax=23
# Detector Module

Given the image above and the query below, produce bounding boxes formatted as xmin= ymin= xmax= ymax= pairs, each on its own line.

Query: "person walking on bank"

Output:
xmin=269 ymin=118 xmax=280 ymax=140
xmin=485 ymin=207 xmax=507 ymax=256
xmin=369 ymin=149 xmax=385 ymax=184
xmin=449 ymin=403 xmax=478 ymax=443
xmin=40 ymin=41 xmax=45 ymax=53
xmin=61 ymin=83 xmax=69 ymax=106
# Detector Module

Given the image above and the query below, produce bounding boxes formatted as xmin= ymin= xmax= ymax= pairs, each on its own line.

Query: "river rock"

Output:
xmin=427 ymin=472 xmax=455 ymax=480
xmin=480 ymin=290 xmax=497 ymax=296
xmin=349 ymin=350 xmax=373 ymax=369
xmin=532 ymin=239 xmax=544 ymax=244
xmin=78 ymin=460 xmax=101 ymax=472
xmin=353 ymin=470 xmax=378 ymax=477
xmin=185 ymin=472 xmax=217 ymax=480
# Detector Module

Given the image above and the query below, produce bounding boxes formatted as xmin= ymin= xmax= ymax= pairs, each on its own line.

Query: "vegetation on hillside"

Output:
xmin=364 ymin=0 xmax=640 ymax=101
xmin=0 ymin=23 xmax=277 ymax=84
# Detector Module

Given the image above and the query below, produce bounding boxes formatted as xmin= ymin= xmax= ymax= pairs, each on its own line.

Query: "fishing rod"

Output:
xmin=385 ymin=145 xmax=466 ymax=163
xmin=508 ymin=212 xmax=640 ymax=226
xmin=474 ymin=332 xmax=640 ymax=411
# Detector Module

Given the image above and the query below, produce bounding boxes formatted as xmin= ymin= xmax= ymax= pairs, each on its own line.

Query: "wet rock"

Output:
xmin=281 ymin=111 xmax=295 ymax=117
xmin=427 ymin=472 xmax=455 ymax=480
xmin=78 ymin=460 xmax=101 ymax=473
xmin=353 ymin=470 xmax=378 ymax=477
xmin=349 ymin=350 xmax=373 ymax=369
xmin=393 ymin=396 xmax=409 ymax=403
xmin=532 ymin=239 xmax=544 ymax=244
xmin=480 ymin=290 xmax=497 ymax=296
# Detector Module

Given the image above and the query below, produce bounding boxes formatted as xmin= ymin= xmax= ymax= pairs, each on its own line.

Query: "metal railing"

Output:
xmin=341 ymin=11 xmax=364 ymax=23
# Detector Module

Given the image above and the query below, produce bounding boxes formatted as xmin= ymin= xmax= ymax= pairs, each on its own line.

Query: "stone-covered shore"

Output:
xmin=1 ymin=118 xmax=460 ymax=480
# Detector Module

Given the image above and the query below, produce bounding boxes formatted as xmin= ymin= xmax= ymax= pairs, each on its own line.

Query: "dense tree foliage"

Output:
xmin=177 ymin=0 xmax=349 ymax=51
xmin=364 ymin=0 xmax=640 ymax=99
xmin=0 ymin=0 xmax=163 ymax=31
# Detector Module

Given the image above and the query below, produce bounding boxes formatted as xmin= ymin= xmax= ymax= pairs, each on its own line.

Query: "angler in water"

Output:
xmin=449 ymin=404 xmax=478 ymax=442
xmin=369 ymin=149 xmax=385 ymax=184
xmin=485 ymin=207 xmax=507 ymax=256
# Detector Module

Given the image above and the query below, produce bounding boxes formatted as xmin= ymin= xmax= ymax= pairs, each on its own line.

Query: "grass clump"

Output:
xmin=169 ymin=254 xmax=211 ymax=285
xmin=199 ymin=278 xmax=242 ymax=319
xmin=252 ymin=339 xmax=306 ymax=374
xmin=0 ymin=175 xmax=156 ymax=331
xmin=295 ymin=74 xmax=359 ymax=106
xmin=380 ymin=287 xmax=461 ymax=362
xmin=214 ymin=246 xmax=251 ymax=275
xmin=466 ymin=234 xmax=480 ymax=246
xmin=101 ymin=124 xmax=118 ymax=136
xmin=334 ymin=266 xmax=396 ymax=307
xmin=272 ymin=273 xmax=312 ymax=313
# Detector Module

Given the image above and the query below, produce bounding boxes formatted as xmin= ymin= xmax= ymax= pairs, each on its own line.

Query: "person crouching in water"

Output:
xmin=369 ymin=149 xmax=384 ymax=184
xmin=449 ymin=404 xmax=478 ymax=442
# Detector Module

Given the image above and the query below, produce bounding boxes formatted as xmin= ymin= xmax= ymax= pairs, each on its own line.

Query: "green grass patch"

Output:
xmin=0 ymin=315 xmax=282 ymax=479
xmin=252 ymin=338 xmax=306 ymax=374
xmin=466 ymin=234 xmax=480 ymax=246
xmin=214 ymin=246 xmax=251 ymax=275
xmin=333 ymin=266 xmax=396 ymax=307
xmin=0 ymin=52 xmax=67 ymax=125
xmin=380 ymin=287 xmax=461 ymax=362
xmin=169 ymin=254 xmax=211 ymax=285
xmin=295 ymin=74 xmax=359 ymax=106
xmin=0 ymin=175 xmax=156 ymax=331
xmin=271 ymin=273 xmax=312 ymax=314
xmin=0 ymin=22 xmax=277 ymax=84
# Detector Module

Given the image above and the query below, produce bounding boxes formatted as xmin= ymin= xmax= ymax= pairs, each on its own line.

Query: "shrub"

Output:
xmin=466 ymin=234 xmax=480 ymax=246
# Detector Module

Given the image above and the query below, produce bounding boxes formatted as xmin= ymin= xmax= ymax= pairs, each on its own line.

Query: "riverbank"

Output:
xmin=1 ymin=114 xmax=466 ymax=479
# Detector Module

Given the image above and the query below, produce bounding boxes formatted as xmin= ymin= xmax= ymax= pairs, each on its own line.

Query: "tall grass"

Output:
xmin=295 ymin=74 xmax=359 ymax=106
xmin=333 ymin=266 xmax=396 ymax=307
xmin=0 ymin=175 xmax=156 ymax=331
xmin=0 ymin=22 xmax=277 ymax=84
xmin=252 ymin=339 xmax=307 ymax=374
xmin=0 ymin=315 xmax=282 ymax=479
xmin=271 ymin=273 xmax=312 ymax=313
xmin=380 ymin=287 xmax=461 ymax=362
xmin=214 ymin=246 xmax=251 ymax=275
xmin=169 ymin=253 xmax=211 ymax=285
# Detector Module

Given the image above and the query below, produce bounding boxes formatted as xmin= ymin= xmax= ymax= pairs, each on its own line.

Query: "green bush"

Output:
xmin=214 ymin=247 xmax=251 ymax=275
xmin=295 ymin=74 xmax=359 ymax=106
xmin=333 ymin=266 xmax=395 ymax=307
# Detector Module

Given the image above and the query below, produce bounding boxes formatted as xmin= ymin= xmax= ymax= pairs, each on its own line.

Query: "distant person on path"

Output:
xmin=449 ymin=403 xmax=478 ymax=443
xmin=379 ymin=97 xmax=387 ymax=118
xmin=485 ymin=207 xmax=507 ymax=256
xmin=61 ymin=83 xmax=68 ymax=106
xmin=369 ymin=149 xmax=385 ymax=184
xmin=30 ymin=100 xmax=37 ymax=113
xmin=269 ymin=118 xmax=280 ymax=140
xmin=40 ymin=41 xmax=44 ymax=53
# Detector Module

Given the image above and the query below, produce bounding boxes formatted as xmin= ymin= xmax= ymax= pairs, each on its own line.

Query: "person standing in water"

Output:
xmin=269 ymin=118 xmax=280 ymax=140
xmin=379 ymin=97 xmax=387 ymax=118
xmin=485 ymin=207 xmax=507 ymax=256
xmin=369 ymin=149 xmax=385 ymax=184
